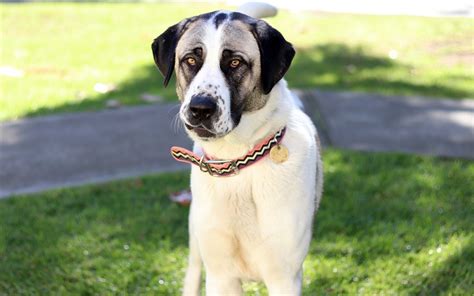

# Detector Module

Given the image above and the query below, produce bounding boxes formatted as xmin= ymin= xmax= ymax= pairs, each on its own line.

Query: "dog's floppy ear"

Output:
xmin=252 ymin=20 xmax=295 ymax=94
xmin=151 ymin=23 xmax=182 ymax=87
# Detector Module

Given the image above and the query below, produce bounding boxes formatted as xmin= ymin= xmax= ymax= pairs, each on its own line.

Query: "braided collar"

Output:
xmin=170 ymin=127 xmax=286 ymax=177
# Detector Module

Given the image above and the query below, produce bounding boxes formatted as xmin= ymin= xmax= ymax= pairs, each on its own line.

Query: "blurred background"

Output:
xmin=0 ymin=1 xmax=473 ymax=295
xmin=1 ymin=0 xmax=472 ymax=120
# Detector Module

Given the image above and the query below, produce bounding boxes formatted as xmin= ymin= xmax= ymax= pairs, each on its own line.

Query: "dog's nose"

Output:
xmin=188 ymin=96 xmax=217 ymax=122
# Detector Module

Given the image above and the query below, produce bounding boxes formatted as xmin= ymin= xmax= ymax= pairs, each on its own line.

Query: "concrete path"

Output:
xmin=1 ymin=90 xmax=473 ymax=198
xmin=301 ymin=90 xmax=474 ymax=158
xmin=0 ymin=104 xmax=191 ymax=198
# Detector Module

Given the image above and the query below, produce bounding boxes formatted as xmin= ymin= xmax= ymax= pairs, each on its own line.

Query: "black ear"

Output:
xmin=252 ymin=21 xmax=295 ymax=94
xmin=151 ymin=23 xmax=181 ymax=87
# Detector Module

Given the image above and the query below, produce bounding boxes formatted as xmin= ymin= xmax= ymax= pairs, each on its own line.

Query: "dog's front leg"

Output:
xmin=206 ymin=274 xmax=242 ymax=296
xmin=200 ymin=236 xmax=244 ymax=296
xmin=183 ymin=218 xmax=202 ymax=295
xmin=264 ymin=268 xmax=303 ymax=296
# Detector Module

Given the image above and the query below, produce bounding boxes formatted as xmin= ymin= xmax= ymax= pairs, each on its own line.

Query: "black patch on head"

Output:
xmin=229 ymin=11 xmax=252 ymax=22
xmin=220 ymin=49 xmax=250 ymax=85
xmin=151 ymin=11 xmax=216 ymax=87
xmin=196 ymin=11 xmax=217 ymax=22
xmin=230 ymin=12 xmax=295 ymax=94
xmin=151 ymin=24 xmax=180 ymax=87
xmin=213 ymin=13 xmax=228 ymax=28
xmin=178 ymin=47 xmax=204 ymax=85
xmin=230 ymin=106 xmax=243 ymax=128
xmin=220 ymin=49 xmax=250 ymax=126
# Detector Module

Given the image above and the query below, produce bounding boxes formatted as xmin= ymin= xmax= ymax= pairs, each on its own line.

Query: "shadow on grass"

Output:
xmin=23 ymin=43 xmax=472 ymax=119
xmin=1 ymin=150 xmax=472 ymax=294
xmin=24 ymin=65 xmax=178 ymax=118
xmin=0 ymin=173 xmax=191 ymax=294
xmin=288 ymin=43 xmax=471 ymax=98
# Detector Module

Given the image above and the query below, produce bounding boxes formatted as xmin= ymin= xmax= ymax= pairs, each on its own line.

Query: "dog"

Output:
xmin=152 ymin=8 xmax=323 ymax=295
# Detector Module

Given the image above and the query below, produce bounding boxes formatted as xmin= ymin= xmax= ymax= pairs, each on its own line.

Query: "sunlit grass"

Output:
xmin=1 ymin=3 xmax=473 ymax=121
xmin=1 ymin=149 xmax=472 ymax=294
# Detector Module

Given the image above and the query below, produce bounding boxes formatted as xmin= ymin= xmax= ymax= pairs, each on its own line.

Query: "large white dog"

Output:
xmin=152 ymin=7 xmax=323 ymax=296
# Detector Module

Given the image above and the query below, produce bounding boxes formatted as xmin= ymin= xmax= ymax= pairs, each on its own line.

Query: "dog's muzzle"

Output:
xmin=184 ymin=95 xmax=218 ymax=138
xmin=187 ymin=96 xmax=216 ymax=125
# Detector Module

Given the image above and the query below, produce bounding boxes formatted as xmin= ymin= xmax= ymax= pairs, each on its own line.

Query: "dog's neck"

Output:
xmin=194 ymin=80 xmax=295 ymax=160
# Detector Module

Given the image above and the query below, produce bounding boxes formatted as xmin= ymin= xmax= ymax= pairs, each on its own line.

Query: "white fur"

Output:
xmin=178 ymin=7 xmax=323 ymax=296
xmin=182 ymin=79 xmax=323 ymax=295
xmin=180 ymin=16 xmax=235 ymax=136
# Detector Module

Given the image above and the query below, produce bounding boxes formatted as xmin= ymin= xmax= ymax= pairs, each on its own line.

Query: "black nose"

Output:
xmin=188 ymin=96 xmax=217 ymax=122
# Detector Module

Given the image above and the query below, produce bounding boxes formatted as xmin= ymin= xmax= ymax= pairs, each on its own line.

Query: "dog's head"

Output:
xmin=152 ymin=11 xmax=294 ymax=140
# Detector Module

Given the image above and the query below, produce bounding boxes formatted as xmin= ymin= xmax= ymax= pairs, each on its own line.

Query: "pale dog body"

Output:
xmin=186 ymin=81 xmax=322 ymax=295
xmin=152 ymin=9 xmax=323 ymax=295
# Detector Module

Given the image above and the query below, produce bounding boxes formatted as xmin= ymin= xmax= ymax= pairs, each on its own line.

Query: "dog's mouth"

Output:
xmin=185 ymin=123 xmax=216 ymax=139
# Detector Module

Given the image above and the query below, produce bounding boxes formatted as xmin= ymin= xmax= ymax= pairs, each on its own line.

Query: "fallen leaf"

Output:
xmin=94 ymin=83 xmax=116 ymax=94
xmin=169 ymin=190 xmax=192 ymax=206
xmin=105 ymin=99 xmax=121 ymax=109
xmin=140 ymin=93 xmax=163 ymax=103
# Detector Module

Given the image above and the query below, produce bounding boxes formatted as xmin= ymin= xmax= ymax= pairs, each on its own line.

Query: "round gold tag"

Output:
xmin=269 ymin=144 xmax=289 ymax=164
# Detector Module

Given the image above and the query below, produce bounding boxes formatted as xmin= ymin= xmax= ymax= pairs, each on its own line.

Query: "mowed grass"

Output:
xmin=1 ymin=3 xmax=473 ymax=121
xmin=1 ymin=149 xmax=473 ymax=295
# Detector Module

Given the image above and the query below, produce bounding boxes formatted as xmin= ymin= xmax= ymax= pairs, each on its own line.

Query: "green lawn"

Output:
xmin=1 ymin=149 xmax=473 ymax=295
xmin=1 ymin=3 xmax=473 ymax=121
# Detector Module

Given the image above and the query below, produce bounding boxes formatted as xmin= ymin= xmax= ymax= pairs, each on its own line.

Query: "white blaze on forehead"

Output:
xmin=203 ymin=14 xmax=227 ymax=68
xmin=185 ymin=14 xmax=227 ymax=98
xmin=182 ymin=12 xmax=234 ymax=135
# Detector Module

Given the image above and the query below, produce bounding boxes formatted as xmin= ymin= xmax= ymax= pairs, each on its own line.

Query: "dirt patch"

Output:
xmin=26 ymin=66 xmax=68 ymax=77
xmin=426 ymin=39 xmax=474 ymax=67
xmin=441 ymin=52 xmax=474 ymax=67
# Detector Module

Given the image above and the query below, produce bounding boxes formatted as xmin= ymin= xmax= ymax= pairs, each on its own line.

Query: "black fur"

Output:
xmin=151 ymin=12 xmax=215 ymax=86
xmin=220 ymin=49 xmax=250 ymax=124
xmin=153 ymin=11 xmax=294 ymax=95
xmin=213 ymin=13 xmax=228 ymax=28
xmin=251 ymin=21 xmax=295 ymax=94
xmin=151 ymin=24 xmax=180 ymax=87
xmin=179 ymin=47 xmax=204 ymax=86
xmin=230 ymin=12 xmax=295 ymax=94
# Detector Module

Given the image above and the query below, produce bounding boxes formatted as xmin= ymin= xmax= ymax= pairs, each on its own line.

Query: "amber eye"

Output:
xmin=186 ymin=57 xmax=196 ymax=66
xmin=229 ymin=59 xmax=240 ymax=68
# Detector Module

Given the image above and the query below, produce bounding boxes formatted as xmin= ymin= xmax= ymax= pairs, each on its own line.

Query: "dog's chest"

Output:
xmin=191 ymin=171 xmax=266 ymax=277
xmin=194 ymin=173 xmax=259 ymax=235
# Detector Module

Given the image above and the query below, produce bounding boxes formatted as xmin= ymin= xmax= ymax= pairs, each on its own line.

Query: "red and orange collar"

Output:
xmin=170 ymin=127 xmax=286 ymax=177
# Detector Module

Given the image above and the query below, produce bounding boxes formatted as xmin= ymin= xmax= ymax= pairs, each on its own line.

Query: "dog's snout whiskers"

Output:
xmin=170 ymin=111 xmax=184 ymax=134
xmin=175 ymin=114 xmax=184 ymax=134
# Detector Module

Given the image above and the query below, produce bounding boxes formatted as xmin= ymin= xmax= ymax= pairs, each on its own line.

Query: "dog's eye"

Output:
xmin=186 ymin=57 xmax=196 ymax=66
xmin=229 ymin=59 xmax=240 ymax=68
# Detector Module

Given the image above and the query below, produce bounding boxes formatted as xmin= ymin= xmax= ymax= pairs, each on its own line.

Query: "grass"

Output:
xmin=1 ymin=149 xmax=473 ymax=295
xmin=1 ymin=3 xmax=473 ymax=121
